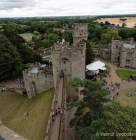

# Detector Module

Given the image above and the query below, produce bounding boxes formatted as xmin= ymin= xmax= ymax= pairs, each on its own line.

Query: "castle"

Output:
xmin=52 ymin=24 xmax=88 ymax=88
xmin=111 ymin=39 xmax=136 ymax=68
xmin=97 ymin=39 xmax=136 ymax=69
xmin=23 ymin=23 xmax=88 ymax=98
xmin=23 ymin=64 xmax=53 ymax=98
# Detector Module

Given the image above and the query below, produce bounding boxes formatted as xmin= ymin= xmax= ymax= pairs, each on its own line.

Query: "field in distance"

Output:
xmin=97 ymin=17 xmax=136 ymax=28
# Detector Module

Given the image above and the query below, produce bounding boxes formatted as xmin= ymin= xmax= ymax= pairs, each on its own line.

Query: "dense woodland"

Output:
xmin=0 ymin=17 xmax=136 ymax=80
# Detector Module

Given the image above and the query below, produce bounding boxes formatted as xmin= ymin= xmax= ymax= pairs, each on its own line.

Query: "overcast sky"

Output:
xmin=0 ymin=0 xmax=136 ymax=17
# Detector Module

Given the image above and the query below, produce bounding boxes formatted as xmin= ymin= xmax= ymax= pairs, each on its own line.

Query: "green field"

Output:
xmin=116 ymin=68 xmax=136 ymax=80
xmin=0 ymin=90 xmax=54 ymax=140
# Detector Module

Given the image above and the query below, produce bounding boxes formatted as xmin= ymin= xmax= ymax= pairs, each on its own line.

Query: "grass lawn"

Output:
xmin=19 ymin=33 xmax=33 ymax=42
xmin=0 ymin=90 xmax=54 ymax=140
xmin=116 ymin=88 xmax=136 ymax=108
xmin=116 ymin=68 xmax=136 ymax=80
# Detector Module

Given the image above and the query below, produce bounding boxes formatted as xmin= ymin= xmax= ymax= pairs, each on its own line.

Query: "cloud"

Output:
xmin=0 ymin=0 xmax=136 ymax=17
xmin=0 ymin=0 xmax=36 ymax=10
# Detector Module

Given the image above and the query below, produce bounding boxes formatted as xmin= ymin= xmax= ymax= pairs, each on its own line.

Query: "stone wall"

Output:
xmin=111 ymin=40 xmax=122 ymax=65
xmin=51 ymin=43 xmax=86 ymax=90
xmin=73 ymin=23 xmax=88 ymax=46
xmin=23 ymin=67 xmax=53 ymax=98
xmin=111 ymin=40 xmax=136 ymax=69
xmin=51 ymin=24 xmax=87 ymax=98
xmin=0 ymin=121 xmax=27 ymax=140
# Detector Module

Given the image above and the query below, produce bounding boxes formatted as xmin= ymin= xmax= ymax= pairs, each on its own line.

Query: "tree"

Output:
xmin=118 ymin=28 xmax=130 ymax=39
xmin=101 ymin=30 xmax=120 ymax=44
xmin=122 ymin=23 xmax=127 ymax=28
xmin=88 ymin=22 xmax=103 ymax=42
xmin=5 ymin=33 xmax=25 ymax=46
xmin=17 ymin=44 xmax=41 ymax=64
xmin=70 ymin=79 xmax=108 ymax=127
xmin=48 ymin=33 xmax=59 ymax=44
xmin=78 ymin=103 xmax=136 ymax=140
xmin=86 ymin=41 xmax=95 ymax=65
xmin=63 ymin=32 xmax=73 ymax=44
xmin=39 ymin=39 xmax=51 ymax=48
xmin=0 ymin=34 xmax=23 ymax=81
xmin=3 ymin=23 xmax=19 ymax=35
xmin=71 ymin=79 xmax=136 ymax=140
xmin=119 ymin=28 xmax=136 ymax=41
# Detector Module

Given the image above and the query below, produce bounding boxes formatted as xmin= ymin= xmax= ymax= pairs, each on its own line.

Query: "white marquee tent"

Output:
xmin=86 ymin=61 xmax=106 ymax=75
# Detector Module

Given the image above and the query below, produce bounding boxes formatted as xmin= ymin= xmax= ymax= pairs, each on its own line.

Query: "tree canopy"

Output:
xmin=71 ymin=79 xmax=136 ymax=140
xmin=0 ymin=34 xmax=23 ymax=81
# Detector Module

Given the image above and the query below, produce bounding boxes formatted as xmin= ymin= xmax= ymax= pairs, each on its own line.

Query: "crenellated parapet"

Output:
xmin=51 ymin=23 xmax=88 ymax=91
xmin=111 ymin=39 xmax=136 ymax=68
xmin=73 ymin=23 xmax=88 ymax=46
xmin=23 ymin=64 xmax=53 ymax=98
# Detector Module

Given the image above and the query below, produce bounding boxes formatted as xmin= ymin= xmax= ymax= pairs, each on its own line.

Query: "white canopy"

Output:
xmin=40 ymin=64 xmax=47 ymax=68
xmin=86 ymin=61 xmax=106 ymax=71
xmin=30 ymin=67 xmax=39 ymax=74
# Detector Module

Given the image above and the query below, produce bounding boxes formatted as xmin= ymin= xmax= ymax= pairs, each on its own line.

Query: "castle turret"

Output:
xmin=73 ymin=23 xmax=88 ymax=46
xmin=23 ymin=64 xmax=53 ymax=98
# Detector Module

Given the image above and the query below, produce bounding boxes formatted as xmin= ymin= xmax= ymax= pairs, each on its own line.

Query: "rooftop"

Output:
xmin=123 ymin=43 xmax=135 ymax=49
xmin=86 ymin=60 xmax=106 ymax=71
xmin=30 ymin=67 xmax=39 ymax=74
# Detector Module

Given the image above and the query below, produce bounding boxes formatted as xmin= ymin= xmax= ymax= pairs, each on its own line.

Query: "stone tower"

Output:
xmin=111 ymin=39 xmax=136 ymax=69
xmin=111 ymin=40 xmax=122 ymax=65
xmin=51 ymin=23 xmax=88 ymax=91
xmin=23 ymin=65 xmax=53 ymax=98
xmin=73 ymin=23 xmax=88 ymax=46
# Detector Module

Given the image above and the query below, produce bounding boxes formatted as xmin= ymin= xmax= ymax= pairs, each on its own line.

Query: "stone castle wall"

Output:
xmin=52 ymin=24 xmax=88 ymax=90
xmin=73 ymin=23 xmax=88 ymax=46
xmin=23 ymin=23 xmax=88 ymax=98
xmin=51 ymin=24 xmax=88 ymax=98
xmin=23 ymin=68 xmax=53 ymax=98
xmin=0 ymin=121 xmax=27 ymax=140
xmin=111 ymin=40 xmax=136 ymax=69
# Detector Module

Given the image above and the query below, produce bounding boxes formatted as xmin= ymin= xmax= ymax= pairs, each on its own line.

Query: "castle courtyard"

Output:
xmin=0 ymin=90 xmax=54 ymax=140
xmin=105 ymin=63 xmax=136 ymax=107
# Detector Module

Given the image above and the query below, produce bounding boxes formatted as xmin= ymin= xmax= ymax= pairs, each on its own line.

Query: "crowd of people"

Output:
xmin=51 ymin=106 xmax=64 ymax=122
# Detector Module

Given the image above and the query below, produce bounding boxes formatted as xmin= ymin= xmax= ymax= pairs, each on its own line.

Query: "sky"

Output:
xmin=0 ymin=0 xmax=136 ymax=17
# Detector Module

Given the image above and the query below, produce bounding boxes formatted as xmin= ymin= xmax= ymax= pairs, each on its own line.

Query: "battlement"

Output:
xmin=23 ymin=64 xmax=53 ymax=98
xmin=73 ymin=23 xmax=88 ymax=46
xmin=52 ymin=23 xmax=88 ymax=89
xmin=23 ymin=23 xmax=88 ymax=98
xmin=111 ymin=39 xmax=136 ymax=68
xmin=52 ymin=40 xmax=86 ymax=59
